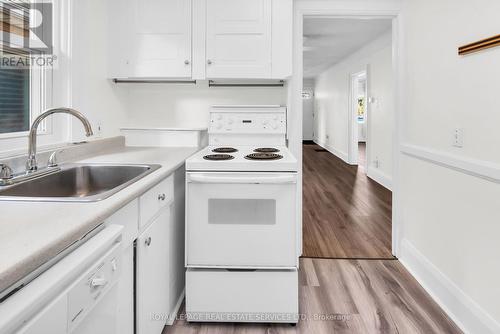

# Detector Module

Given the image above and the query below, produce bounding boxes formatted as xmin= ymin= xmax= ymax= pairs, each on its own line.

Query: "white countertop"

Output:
xmin=0 ymin=145 xmax=199 ymax=295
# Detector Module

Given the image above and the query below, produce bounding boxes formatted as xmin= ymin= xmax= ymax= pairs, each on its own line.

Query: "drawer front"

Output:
xmin=186 ymin=269 xmax=298 ymax=323
xmin=139 ymin=175 xmax=173 ymax=229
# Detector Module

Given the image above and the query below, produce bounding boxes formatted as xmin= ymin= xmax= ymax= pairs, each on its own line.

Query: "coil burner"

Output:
xmin=212 ymin=147 xmax=238 ymax=153
xmin=254 ymin=148 xmax=280 ymax=153
xmin=203 ymin=154 xmax=235 ymax=161
xmin=245 ymin=153 xmax=283 ymax=161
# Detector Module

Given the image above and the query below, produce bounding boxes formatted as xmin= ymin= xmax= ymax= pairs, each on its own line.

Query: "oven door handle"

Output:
xmin=188 ymin=174 xmax=297 ymax=184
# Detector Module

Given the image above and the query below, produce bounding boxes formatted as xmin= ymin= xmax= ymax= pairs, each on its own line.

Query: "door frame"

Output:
xmin=288 ymin=0 xmax=404 ymax=257
xmin=348 ymin=69 xmax=368 ymax=167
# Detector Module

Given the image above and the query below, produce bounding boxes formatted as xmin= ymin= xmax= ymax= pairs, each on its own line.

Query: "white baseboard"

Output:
xmin=367 ymin=167 xmax=393 ymax=190
xmin=399 ymin=239 xmax=500 ymax=334
xmin=166 ymin=289 xmax=185 ymax=326
xmin=313 ymin=140 xmax=350 ymax=164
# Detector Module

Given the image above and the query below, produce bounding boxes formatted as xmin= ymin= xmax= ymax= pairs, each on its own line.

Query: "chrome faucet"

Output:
xmin=26 ymin=108 xmax=93 ymax=171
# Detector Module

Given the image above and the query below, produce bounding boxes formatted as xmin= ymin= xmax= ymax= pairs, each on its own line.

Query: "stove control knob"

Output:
xmin=216 ymin=123 xmax=223 ymax=129
xmin=262 ymin=120 xmax=268 ymax=125
xmin=216 ymin=114 xmax=223 ymax=121
xmin=273 ymin=116 xmax=279 ymax=121
xmin=272 ymin=123 xmax=278 ymax=130
xmin=227 ymin=118 xmax=234 ymax=125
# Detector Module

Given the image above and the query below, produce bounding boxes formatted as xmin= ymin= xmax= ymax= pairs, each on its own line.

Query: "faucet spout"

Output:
xmin=27 ymin=108 xmax=93 ymax=171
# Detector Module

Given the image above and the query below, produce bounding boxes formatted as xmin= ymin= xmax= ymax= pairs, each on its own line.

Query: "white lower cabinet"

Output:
xmin=186 ymin=269 xmax=298 ymax=323
xmin=136 ymin=207 xmax=171 ymax=334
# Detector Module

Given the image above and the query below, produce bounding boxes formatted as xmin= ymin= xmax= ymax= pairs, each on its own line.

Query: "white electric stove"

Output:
xmin=186 ymin=105 xmax=298 ymax=173
xmin=185 ymin=105 xmax=299 ymax=324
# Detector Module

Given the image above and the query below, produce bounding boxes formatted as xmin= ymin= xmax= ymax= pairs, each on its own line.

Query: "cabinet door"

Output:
xmin=206 ymin=0 xmax=272 ymax=79
xmin=128 ymin=0 xmax=192 ymax=78
xmin=136 ymin=208 xmax=170 ymax=334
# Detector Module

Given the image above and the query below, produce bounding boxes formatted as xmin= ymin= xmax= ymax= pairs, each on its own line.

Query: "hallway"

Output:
xmin=302 ymin=143 xmax=392 ymax=259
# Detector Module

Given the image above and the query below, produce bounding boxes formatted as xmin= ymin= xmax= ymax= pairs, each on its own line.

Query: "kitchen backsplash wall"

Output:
xmin=119 ymin=82 xmax=287 ymax=129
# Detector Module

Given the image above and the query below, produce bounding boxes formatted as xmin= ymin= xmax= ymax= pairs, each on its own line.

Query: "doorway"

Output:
xmin=301 ymin=17 xmax=394 ymax=259
xmin=351 ymin=70 xmax=368 ymax=172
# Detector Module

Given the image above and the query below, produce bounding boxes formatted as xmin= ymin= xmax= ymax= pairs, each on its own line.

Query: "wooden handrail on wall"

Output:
xmin=458 ymin=34 xmax=500 ymax=55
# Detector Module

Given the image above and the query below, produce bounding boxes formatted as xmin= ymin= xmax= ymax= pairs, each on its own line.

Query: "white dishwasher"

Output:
xmin=0 ymin=225 xmax=124 ymax=334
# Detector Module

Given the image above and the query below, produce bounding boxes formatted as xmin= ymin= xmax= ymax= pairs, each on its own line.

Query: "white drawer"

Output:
xmin=186 ymin=269 xmax=298 ymax=323
xmin=139 ymin=175 xmax=173 ymax=230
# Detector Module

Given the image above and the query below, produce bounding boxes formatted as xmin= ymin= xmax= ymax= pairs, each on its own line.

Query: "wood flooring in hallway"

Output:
xmin=302 ymin=143 xmax=393 ymax=259
xmin=163 ymin=259 xmax=462 ymax=334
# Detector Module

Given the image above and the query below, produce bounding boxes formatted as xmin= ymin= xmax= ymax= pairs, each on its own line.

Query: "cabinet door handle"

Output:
xmin=158 ymin=193 xmax=166 ymax=201
xmin=145 ymin=237 xmax=152 ymax=246
xmin=207 ymin=59 xmax=212 ymax=65
xmin=184 ymin=59 xmax=190 ymax=65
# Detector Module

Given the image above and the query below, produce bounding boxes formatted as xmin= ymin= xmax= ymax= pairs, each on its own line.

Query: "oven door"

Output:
xmin=186 ymin=172 xmax=298 ymax=268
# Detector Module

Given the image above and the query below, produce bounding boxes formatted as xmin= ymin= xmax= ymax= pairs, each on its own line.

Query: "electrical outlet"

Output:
xmin=453 ymin=128 xmax=464 ymax=148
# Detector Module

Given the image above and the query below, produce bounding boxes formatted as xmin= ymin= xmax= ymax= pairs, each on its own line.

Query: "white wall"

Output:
xmin=120 ymin=82 xmax=286 ymax=129
xmin=314 ymin=31 xmax=394 ymax=180
xmin=69 ymin=0 xmax=129 ymax=142
xmin=302 ymin=79 xmax=315 ymax=140
xmin=398 ymin=0 xmax=500 ymax=332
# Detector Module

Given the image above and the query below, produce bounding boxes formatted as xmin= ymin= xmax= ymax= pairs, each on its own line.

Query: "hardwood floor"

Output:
xmin=302 ymin=143 xmax=393 ymax=259
xmin=163 ymin=258 xmax=462 ymax=334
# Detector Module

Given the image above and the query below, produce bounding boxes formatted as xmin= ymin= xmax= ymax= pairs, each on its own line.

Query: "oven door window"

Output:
xmin=208 ymin=199 xmax=276 ymax=225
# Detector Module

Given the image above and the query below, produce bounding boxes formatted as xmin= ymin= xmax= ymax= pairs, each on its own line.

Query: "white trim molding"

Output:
xmin=401 ymin=144 xmax=500 ymax=183
xmin=367 ymin=167 xmax=392 ymax=190
xmin=313 ymin=140 xmax=350 ymax=164
xmin=400 ymin=239 xmax=500 ymax=334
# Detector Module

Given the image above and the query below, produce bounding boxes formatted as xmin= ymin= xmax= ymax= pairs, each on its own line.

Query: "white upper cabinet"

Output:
xmin=108 ymin=0 xmax=292 ymax=80
xmin=109 ymin=0 xmax=192 ymax=79
xmin=205 ymin=0 xmax=272 ymax=79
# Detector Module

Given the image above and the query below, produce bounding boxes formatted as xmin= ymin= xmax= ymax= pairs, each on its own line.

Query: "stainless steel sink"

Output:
xmin=0 ymin=163 xmax=161 ymax=202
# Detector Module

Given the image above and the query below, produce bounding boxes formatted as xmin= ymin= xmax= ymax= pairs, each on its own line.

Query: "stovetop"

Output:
xmin=186 ymin=146 xmax=298 ymax=172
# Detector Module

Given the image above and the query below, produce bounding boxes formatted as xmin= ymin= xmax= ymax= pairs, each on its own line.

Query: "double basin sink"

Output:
xmin=0 ymin=163 xmax=161 ymax=202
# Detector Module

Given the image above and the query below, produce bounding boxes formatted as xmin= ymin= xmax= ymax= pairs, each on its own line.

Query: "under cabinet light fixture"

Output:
xmin=112 ymin=79 xmax=197 ymax=84
xmin=208 ymin=80 xmax=285 ymax=87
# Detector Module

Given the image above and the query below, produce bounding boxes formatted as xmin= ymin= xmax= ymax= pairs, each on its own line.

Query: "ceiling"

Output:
xmin=303 ymin=18 xmax=392 ymax=79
